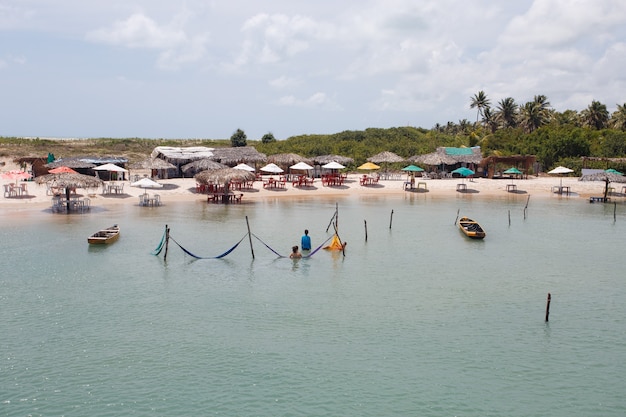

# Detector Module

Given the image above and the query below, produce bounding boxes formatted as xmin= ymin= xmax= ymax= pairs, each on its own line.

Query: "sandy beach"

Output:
xmin=0 ymin=157 xmax=620 ymax=210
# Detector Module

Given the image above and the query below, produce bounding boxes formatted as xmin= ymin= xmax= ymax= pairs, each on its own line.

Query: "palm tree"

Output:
xmin=610 ymin=103 xmax=626 ymax=131
xmin=470 ymin=91 xmax=491 ymax=124
xmin=519 ymin=95 xmax=551 ymax=133
xmin=481 ymin=107 xmax=498 ymax=133
xmin=581 ymin=100 xmax=609 ymax=130
xmin=495 ymin=97 xmax=518 ymax=129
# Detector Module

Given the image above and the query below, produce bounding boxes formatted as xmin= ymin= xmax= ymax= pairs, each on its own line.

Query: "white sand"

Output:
xmin=0 ymin=157 xmax=619 ymax=211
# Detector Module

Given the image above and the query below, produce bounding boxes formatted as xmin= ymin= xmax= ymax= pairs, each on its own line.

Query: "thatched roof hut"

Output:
xmin=209 ymin=147 xmax=267 ymax=165
xmin=367 ymin=151 xmax=405 ymax=163
xmin=150 ymin=146 xmax=215 ymax=165
xmin=267 ymin=153 xmax=312 ymax=167
xmin=195 ymin=168 xmax=255 ymax=186
xmin=311 ymin=154 xmax=354 ymax=166
xmin=129 ymin=158 xmax=177 ymax=170
xmin=181 ymin=159 xmax=228 ymax=177
xmin=410 ymin=147 xmax=482 ymax=167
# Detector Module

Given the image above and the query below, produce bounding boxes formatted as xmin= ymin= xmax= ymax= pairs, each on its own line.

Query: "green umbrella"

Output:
xmin=401 ymin=165 xmax=424 ymax=172
xmin=605 ymin=168 xmax=623 ymax=175
xmin=451 ymin=167 xmax=475 ymax=177
xmin=503 ymin=167 xmax=522 ymax=175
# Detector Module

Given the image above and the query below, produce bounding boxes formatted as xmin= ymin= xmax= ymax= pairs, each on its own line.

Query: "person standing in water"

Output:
xmin=290 ymin=245 xmax=302 ymax=259
xmin=301 ymin=229 xmax=311 ymax=251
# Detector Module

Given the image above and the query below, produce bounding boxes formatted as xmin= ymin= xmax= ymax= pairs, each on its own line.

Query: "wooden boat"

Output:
xmin=458 ymin=217 xmax=486 ymax=239
xmin=88 ymin=224 xmax=120 ymax=244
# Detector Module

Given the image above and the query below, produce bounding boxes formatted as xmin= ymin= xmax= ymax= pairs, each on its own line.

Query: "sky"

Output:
xmin=2 ymin=0 xmax=626 ymax=140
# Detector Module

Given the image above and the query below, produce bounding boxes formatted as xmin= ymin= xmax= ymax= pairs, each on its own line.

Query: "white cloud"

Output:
xmin=86 ymin=12 xmax=210 ymax=69
xmin=277 ymin=92 xmax=342 ymax=110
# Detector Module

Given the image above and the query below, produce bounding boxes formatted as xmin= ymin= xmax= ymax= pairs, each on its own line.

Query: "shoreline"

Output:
xmin=2 ymin=154 xmax=621 ymax=214
xmin=0 ymin=173 xmax=618 ymax=213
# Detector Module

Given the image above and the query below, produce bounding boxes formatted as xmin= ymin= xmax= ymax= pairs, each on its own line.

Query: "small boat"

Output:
xmin=458 ymin=217 xmax=486 ymax=239
xmin=88 ymin=224 xmax=120 ymax=244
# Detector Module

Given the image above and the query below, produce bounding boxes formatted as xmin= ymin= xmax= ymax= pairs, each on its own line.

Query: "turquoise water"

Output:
xmin=1 ymin=194 xmax=625 ymax=416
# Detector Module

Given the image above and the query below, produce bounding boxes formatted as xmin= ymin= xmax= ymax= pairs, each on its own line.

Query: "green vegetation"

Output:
xmin=2 ymin=93 xmax=626 ymax=173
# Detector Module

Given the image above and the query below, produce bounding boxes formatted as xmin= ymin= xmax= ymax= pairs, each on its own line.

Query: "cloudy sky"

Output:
xmin=2 ymin=0 xmax=625 ymax=140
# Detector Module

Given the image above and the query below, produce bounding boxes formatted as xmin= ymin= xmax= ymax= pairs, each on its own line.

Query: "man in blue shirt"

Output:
xmin=301 ymin=229 xmax=311 ymax=251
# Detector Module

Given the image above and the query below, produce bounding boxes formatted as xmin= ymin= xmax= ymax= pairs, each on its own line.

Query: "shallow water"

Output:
xmin=1 ymin=194 xmax=625 ymax=416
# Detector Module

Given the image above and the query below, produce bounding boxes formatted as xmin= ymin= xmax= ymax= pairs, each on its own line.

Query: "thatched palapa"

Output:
xmin=267 ymin=153 xmax=312 ymax=167
xmin=367 ymin=151 xmax=405 ymax=164
xmin=410 ymin=147 xmax=482 ymax=166
xmin=129 ymin=158 xmax=177 ymax=170
xmin=181 ymin=159 xmax=228 ymax=177
xmin=311 ymin=154 xmax=354 ymax=166
xmin=209 ymin=147 xmax=267 ymax=165
xmin=150 ymin=146 xmax=215 ymax=166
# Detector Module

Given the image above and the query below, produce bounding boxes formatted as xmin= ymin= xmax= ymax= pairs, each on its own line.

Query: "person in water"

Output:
xmin=301 ymin=229 xmax=311 ymax=251
xmin=290 ymin=245 xmax=302 ymax=258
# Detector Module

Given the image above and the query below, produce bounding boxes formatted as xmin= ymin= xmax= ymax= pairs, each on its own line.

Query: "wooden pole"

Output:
xmin=508 ymin=210 xmax=511 ymax=226
xmin=454 ymin=209 xmax=460 ymax=225
xmin=364 ymin=219 xmax=368 ymax=242
xmin=335 ymin=202 xmax=339 ymax=230
xmin=164 ymin=225 xmax=170 ymax=261
xmin=614 ymin=202 xmax=617 ymax=222
xmin=524 ymin=195 xmax=530 ymax=219
xmin=545 ymin=292 xmax=551 ymax=322
xmin=246 ymin=216 xmax=255 ymax=259
xmin=389 ymin=209 xmax=394 ymax=229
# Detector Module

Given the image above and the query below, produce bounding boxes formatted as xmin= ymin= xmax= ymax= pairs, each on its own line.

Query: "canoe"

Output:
xmin=88 ymin=224 xmax=120 ymax=244
xmin=458 ymin=217 xmax=486 ymax=239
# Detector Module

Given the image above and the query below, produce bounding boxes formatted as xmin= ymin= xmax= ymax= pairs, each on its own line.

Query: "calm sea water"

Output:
xmin=1 ymin=194 xmax=625 ymax=416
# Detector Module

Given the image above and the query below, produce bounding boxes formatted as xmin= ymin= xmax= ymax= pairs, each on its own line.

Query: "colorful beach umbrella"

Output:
xmin=451 ymin=167 xmax=474 ymax=177
xmin=1 ymin=170 xmax=32 ymax=184
xmin=605 ymin=168 xmax=623 ymax=175
xmin=357 ymin=162 xmax=380 ymax=170
xmin=401 ymin=165 xmax=424 ymax=172
xmin=48 ymin=166 xmax=77 ymax=174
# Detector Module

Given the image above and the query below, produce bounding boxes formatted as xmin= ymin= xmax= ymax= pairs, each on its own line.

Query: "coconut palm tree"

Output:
xmin=470 ymin=91 xmax=491 ymax=124
xmin=610 ymin=103 xmax=626 ymax=131
xmin=581 ymin=100 xmax=609 ymax=130
xmin=495 ymin=97 xmax=518 ymax=129
xmin=481 ymin=107 xmax=498 ymax=133
xmin=519 ymin=95 xmax=551 ymax=133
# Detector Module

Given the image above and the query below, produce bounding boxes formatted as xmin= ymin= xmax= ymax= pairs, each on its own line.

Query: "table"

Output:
xmin=417 ymin=182 xmax=427 ymax=190
xmin=552 ymin=185 xmax=570 ymax=195
xmin=456 ymin=183 xmax=467 ymax=191
xmin=506 ymin=184 xmax=517 ymax=192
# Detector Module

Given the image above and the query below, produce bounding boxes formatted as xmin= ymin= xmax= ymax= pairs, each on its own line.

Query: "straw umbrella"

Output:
xmin=579 ymin=171 xmax=626 ymax=201
xmin=36 ymin=172 xmax=103 ymax=212
xmin=129 ymin=158 xmax=177 ymax=170
xmin=181 ymin=159 xmax=228 ymax=177
xmin=195 ymin=168 xmax=255 ymax=204
xmin=267 ymin=153 xmax=312 ymax=173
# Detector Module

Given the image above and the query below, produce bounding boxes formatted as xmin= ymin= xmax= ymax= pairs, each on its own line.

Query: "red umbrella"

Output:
xmin=1 ymin=170 xmax=32 ymax=184
xmin=48 ymin=166 xmax=78 ymax=174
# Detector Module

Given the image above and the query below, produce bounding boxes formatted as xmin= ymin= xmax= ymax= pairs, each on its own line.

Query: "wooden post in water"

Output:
xmin=164 ymin=225 xmax=170 ymax=261
xmin=524 ymin=195 xmax=530 ymax=219
xmin=545 ymin=292 xmax=551 ymax=322
xmin=389 ymin=209 xmax=394 ymax=229
xmin=614 ymin=202 xmax=617 ymax=222
xmin=246 ymin=216 xmax=255 ymax=259
xmin=364 ymin=219 xmax=368 ymax=242
xmin=508 ymin=210 xmax=511 ymax=226
xmin=454 ymin=209 xmax=460 ymax=225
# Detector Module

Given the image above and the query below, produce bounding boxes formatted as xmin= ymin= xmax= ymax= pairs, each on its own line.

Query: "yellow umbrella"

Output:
xmin=357 ymin=162 xmax=380 ymax=170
